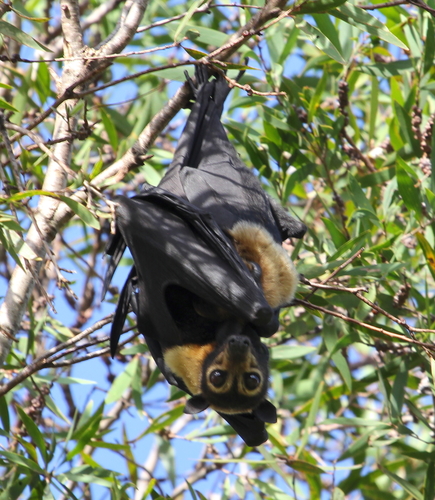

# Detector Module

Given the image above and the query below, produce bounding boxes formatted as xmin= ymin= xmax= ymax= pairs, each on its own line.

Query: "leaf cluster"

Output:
xmin=1 ymin=1 xmax=435 ymax=499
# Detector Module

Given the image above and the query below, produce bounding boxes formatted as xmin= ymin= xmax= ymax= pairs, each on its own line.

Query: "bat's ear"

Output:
xmin=253 ymin=400 xmax=277 ymax=423
xmin=184 ymin=395 xmax=209 ymax=414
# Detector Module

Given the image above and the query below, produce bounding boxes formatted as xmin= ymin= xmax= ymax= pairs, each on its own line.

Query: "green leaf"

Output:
xmin=270 ymin=345 xmax=317 ymax=360
xmin=331 ymin=5 xmax=408 ymax=49
xmin=11 ymin=2 xmax=49 ymax=22
xmin=356 ymin=58 xmax=417 ymax=78
xmin=183 ymin=47 xmax=208 ymax=60
xmin=174 ymin=0 xmax=204 ymax=42
xmin=296 ymin=0 xmax=347 ymax=15
xmin=312 ymin=13 xmax=343 ymax=56
xmin=3 ymin=189 xmax=100 ymax=229
xmin=425 ymin=462 xmax=435 ymax=500
xmin=348 ymin=174 xmax=376 ymax=214
xmin=58 ymin=196 xmax=100 ymax=229
xmin=416 ymin=233 xmax=435 ymax=281
xmin=287 ymin=459 xmax=325 ymax=474
xmin=424 ymin=18 xmax=435 ymax=75
xmin=369 ymin=76 xmax=379 ymax=143
xmin=396 ymin=157 xmax=423 ymax=220
xmin=403 ymin=17 xmax=421 ymax=58
xmin=329 ymin=231 xmax=368 ymax=261
xmin=380 ymin=466 xmax=424 ymax=500
xmin=390 ymin=359 xmax=407 ymax=421
xmin=16 ymin=406 xmax=47 ymax=463
xmin=339 ymin=431 xmax=370 ymax=460
xmin=0 ymin=396 xmax=10 ymax=433
xmin=359 ymin=167 xmax=395 ymax=188
xmin=308 ymin=70 xmax=328 ymax=122
xmin=393 ymin=101 xmax=420 ymax=155
xmin=170 ymin=24 xmax=229 ymax=47
xmin=324 ymin=417 xmax=390 ymax=428
xmin=66 ymin=404 xmax=105 ymax=460
xmin=105 ymin=357 xmax=139 ymax=404
xmin=186 ymin=480 xmax=198 ymax=500
xmin=0 ymin=20 xmax=51 ymax=51
xmin=0 ymin=98 xmax=18 ymax=112
xmin=296 ymin=381 xmax=324 ymax=457
xmin=299 ymin=22 xmax=347 ymax=64
xmin=332 ymin=487 xmax=346 ymax=500
xmin=90 ymin=440 xmax=129 ymax=451
xmin=0 ymin=449 xmax=45 ymax=475
xmin=57 ymin=472 xmax=113 ymax=488
xmin=322 ymin=217 xmax=347 ymax=248
xmin=100 ymin=108 xmax=118 ymax=152
xmin=0 ymin=227 xmax=25 ymax=270
xmin=144 ymin=406 xmax=185 ymax=436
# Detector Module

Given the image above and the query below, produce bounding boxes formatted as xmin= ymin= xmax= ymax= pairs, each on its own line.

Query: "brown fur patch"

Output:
xmin=164 ymin=343 xmax=216 ymax=395
xmin=229 ymin=221 xmax=299 ymax=308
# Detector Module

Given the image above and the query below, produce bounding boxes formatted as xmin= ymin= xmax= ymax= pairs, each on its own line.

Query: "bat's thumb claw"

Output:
xmin=253 ymin=306 xmax=273 ymax=326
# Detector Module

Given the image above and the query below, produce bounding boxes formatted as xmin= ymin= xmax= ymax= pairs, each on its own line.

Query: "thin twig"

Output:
xmin=304 ymin=247 xmax=365 ymax=301
xmin=358 ymin=0 xmax=407 ymax=9
xmin=0 ymin=315 xmax=114 ymax=396
xmin=300 ymin=276 xmax=368 ymax=294
xmin=295 ymin=298 xmax=435 ymax=354
xmin=221 ymin=71 xmax=286 ymax=96
xmin=44 ymin=332 xmax=140 ymax=367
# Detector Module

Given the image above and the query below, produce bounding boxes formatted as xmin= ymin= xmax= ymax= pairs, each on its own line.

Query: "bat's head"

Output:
xmin=168 ymin=321 xmax=277 ymax=423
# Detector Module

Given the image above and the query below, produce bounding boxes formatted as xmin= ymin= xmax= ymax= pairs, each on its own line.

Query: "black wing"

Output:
xmin=106 ymin=190 xmax=273 ymax=352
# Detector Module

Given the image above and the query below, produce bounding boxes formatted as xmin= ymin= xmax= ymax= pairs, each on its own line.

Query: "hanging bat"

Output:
xmin=104 ymin=66 xmax=306 ymax=446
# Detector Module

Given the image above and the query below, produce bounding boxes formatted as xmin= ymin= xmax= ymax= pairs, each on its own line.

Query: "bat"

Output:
xmin=104 ymin=66 xmax=306 ymax=446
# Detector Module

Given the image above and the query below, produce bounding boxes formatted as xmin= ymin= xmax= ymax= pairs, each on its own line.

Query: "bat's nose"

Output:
xmin=227 ymin=335 xmax=251 ymax=361
xmin=228 ymin=335 xmax=251 ymax=350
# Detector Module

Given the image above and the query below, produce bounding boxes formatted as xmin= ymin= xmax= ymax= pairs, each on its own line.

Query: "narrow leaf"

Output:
xmin=425 ymin=462 xmax=435 ymax=500
xmin=416 ymin=233 xmax=435 ymax=281
xmin=296 ymin=381 xmax=324 ymax=457
xmin=296 ymin=0 xmax=347 ymax=14
xmin=16 ymin=406 xmax=47 ymax=463
xmin=58 ymin=196 xmax=100 ymax=229
xmin=332 ymin=5 xmax=408 ymax=49
xmin=174 ymin=0 xmax=204 ymax=43
xmin=0 ymin=99 xmax=18 ymax=112
xmin=0 ymin=449 xmax=45 ymax=475
xmin=396 ymin=158 xmax=422 ymax=220
xmin=271 ymin=345 xmax=317 ymax=360
xmin=380 ymin=466 xmax=424 ymax=500
xmin=0 ymin=20 xmax=51 ymax=51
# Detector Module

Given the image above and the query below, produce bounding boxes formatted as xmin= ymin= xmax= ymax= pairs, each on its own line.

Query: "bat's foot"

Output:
xmin=184 ymin=65 xmax=211 ymax=100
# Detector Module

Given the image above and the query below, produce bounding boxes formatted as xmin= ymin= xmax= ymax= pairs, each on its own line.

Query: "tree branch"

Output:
xmin=0 ymin=0 xmax=147 ymax=366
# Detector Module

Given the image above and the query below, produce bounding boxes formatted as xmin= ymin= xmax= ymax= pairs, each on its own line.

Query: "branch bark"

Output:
xmin=0 ymin=0 xmax=148 ymax=366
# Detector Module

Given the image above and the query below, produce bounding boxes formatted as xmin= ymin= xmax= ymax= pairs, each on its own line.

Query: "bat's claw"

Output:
xmin=184 ymin=70 xmax=198 ymax=99
xmin=185 ymin=65 xmax=211 ymax=100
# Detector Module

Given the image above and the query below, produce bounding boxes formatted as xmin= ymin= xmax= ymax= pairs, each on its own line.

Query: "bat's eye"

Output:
xmin=244 ymin=372 xmax=261 ymax=390
xmin=209 ymin=370 xmax=227 ymax=388
xmin=248 ymin=261 xmax=262 ymax=283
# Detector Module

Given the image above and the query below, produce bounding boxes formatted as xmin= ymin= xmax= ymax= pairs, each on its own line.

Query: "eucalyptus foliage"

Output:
xmin=1 ymin=1 xmax=435 ymax=499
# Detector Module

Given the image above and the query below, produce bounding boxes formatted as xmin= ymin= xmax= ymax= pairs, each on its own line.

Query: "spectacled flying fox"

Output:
xmin=104 ymin=65 xmax=306 ymax=446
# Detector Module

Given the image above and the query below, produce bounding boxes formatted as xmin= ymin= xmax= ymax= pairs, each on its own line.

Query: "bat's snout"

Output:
xmin=228 ymin=335 xmax=250 ymax=350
